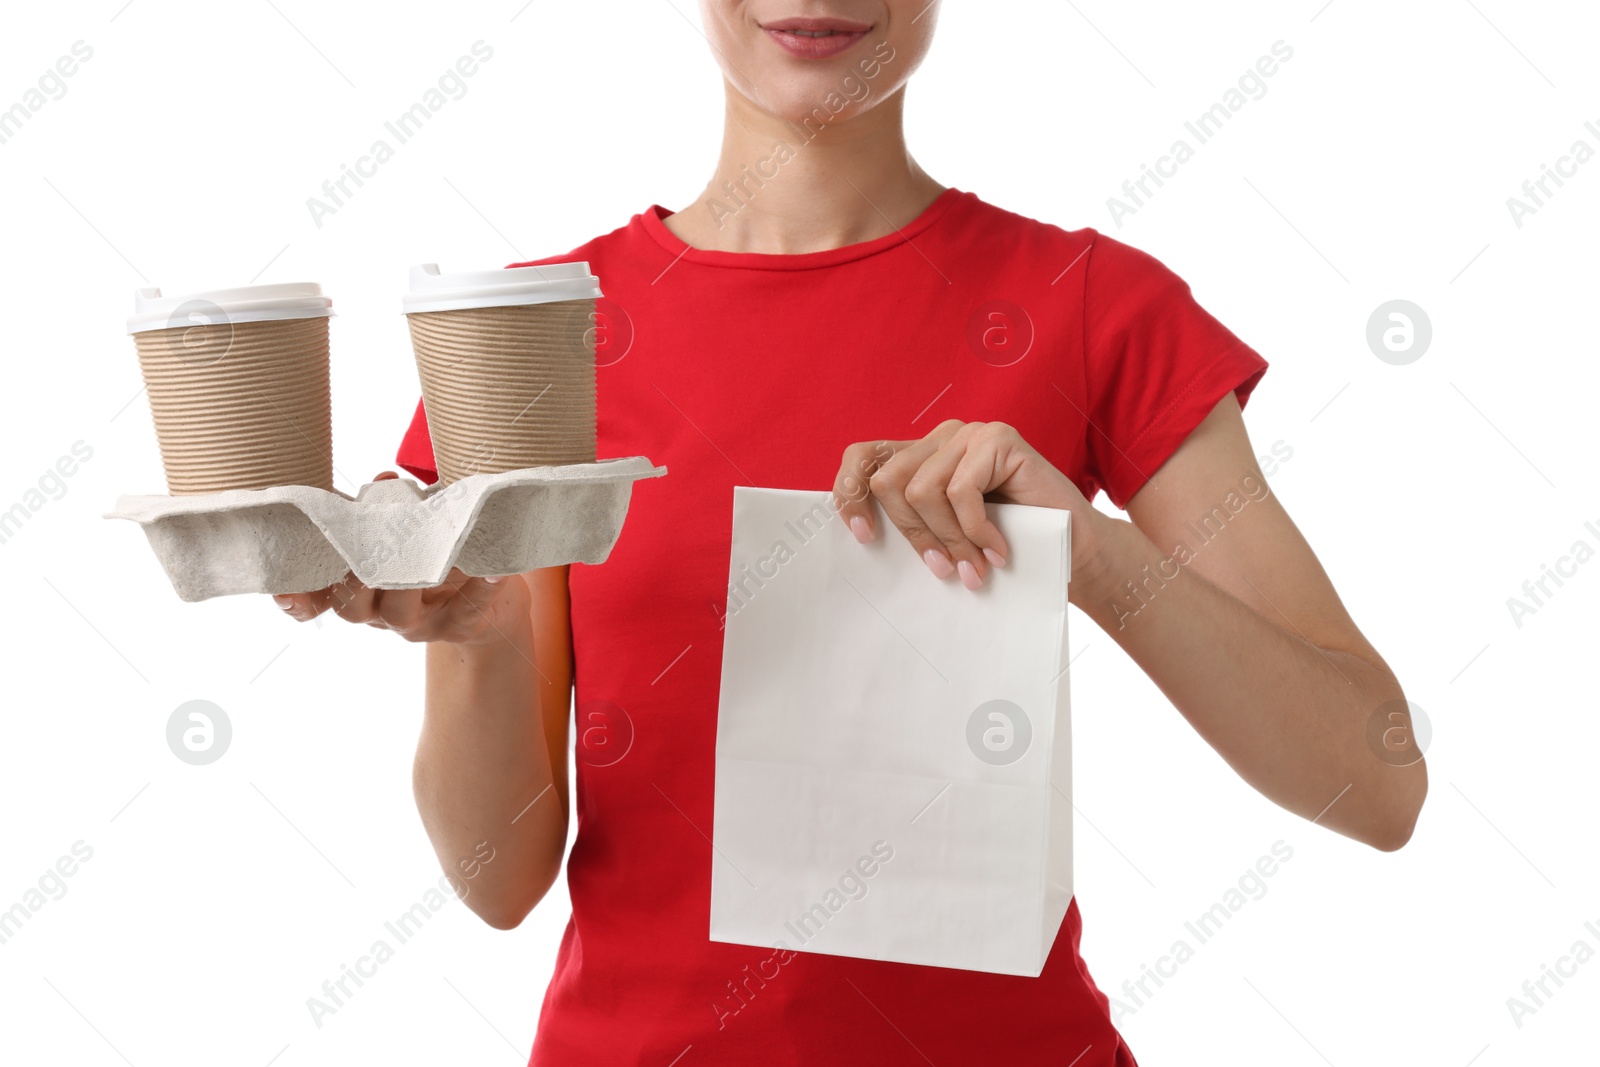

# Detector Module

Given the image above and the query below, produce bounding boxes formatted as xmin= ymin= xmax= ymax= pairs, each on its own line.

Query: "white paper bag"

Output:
xmin=710 ymin=486 xmax=1072 ymax=977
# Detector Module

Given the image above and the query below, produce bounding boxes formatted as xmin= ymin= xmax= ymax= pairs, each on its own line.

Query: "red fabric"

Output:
xmin=396 ymin=188 xmax=1267 ymax=1066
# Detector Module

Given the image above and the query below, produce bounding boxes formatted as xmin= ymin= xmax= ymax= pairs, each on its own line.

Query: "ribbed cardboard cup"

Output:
xmin=403 ymin=263 xmax=601 ymax=487
xmin=131 ymin=315 xmax=333 ymax=495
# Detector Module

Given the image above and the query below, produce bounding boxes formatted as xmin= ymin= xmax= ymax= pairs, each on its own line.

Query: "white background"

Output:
xmin=1 ymin=1 xmax=1596 ymax=1064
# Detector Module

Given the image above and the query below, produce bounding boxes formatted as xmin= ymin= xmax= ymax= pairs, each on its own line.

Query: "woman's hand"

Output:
xmin=830 ymin=420 xmax=1111 ymax=594
xmin=269 ymin=470 xmax=531 ymax=645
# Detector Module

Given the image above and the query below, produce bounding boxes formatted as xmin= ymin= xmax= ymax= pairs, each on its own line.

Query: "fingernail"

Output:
xmin=983 ymin=547 xmax=1006 ymax=568
xmin=850 ymin=515 xmax=872 ymax=544
xmin=923 ymin=549 xmax=955 ymax=579
xmin=273 ymin=595 xmax=295 ymax=610
xmin=485 ymin=575 xmax=503 ymax=584
xmin=957 ymin=559 xmax=982 ymax=590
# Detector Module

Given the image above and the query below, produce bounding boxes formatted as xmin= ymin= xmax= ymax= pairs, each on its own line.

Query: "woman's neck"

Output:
xmin=664 ymin=84 xmax=946 ymax=254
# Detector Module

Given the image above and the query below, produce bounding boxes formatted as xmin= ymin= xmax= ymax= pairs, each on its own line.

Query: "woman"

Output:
xmin=275 ymin=3 xmax=1427 ymax=1063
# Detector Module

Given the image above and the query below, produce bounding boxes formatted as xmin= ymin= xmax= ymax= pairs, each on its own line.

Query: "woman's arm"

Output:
xmin=414 ymin=566 xmax=573 ymax=928
xmin=273 ymin=471 xmax=575 ymax=928
xmin=1080 ymin=393 xmax=1425 ymax=850
xmin=831 ymin=396 xmax=1426 ymax=852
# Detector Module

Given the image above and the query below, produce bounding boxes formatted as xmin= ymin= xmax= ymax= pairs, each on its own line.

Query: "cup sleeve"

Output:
xmin=1079 ymin=231 xmax=1269 ymax=510
xmin=395 ymin=396 xmax=439 ymax=485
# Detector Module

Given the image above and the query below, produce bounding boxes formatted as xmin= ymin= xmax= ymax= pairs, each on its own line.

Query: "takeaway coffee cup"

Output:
xmin=127 ymin=283 xmax=335 ymax=496
xmin=403 ymin=261 xmax=600 ymax=486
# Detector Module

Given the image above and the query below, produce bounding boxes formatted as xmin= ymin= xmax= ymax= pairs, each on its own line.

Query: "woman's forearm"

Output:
xmin=415 ymin=598 xmax=565 ymax=928
xmin=1073 ymin=517 xmax=1427 ymax=851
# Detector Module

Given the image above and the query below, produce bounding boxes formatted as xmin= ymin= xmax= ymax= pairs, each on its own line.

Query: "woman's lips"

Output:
xmin=762 ymin=24 xmax=871 ymax=60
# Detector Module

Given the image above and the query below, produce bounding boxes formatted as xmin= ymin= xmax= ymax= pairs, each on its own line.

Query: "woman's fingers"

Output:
xmin=831 ymin=423 xmax=962 ymax=544
xmin=443 ymin=573 xmax=528 ymax=644
xmin=831 ymin=439 xmax=895 ymax=543
xmin=272 ymin=591 xmax=306 ymax=617
xmin=902 ymin=428 xmax=1010 ymax=587
xmin=933 ymin=425 xmax=1012 ymax=567
xmin=868 ymin=426 xmax=972 ymax=583
xmin=264 ymin=476 xmax=523 ymax=641
xmin=374 ymin=585 xmax=426 ymax=633
xmin=897 ymin=463 xmax=980 ymax=587
xmin=834 ymin=421 xmax=1026 ymax=590
xmin=274 ymin=583 xmax=338 ymax=620
xmin=329 ymin=573 xmax=379 ymax=623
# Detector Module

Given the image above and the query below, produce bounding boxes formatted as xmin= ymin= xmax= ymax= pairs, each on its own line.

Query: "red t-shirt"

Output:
xmin=396 ymin=187 xmax=1267 ymax=1066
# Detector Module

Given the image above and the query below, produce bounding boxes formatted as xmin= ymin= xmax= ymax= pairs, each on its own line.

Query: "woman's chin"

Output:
xmin=737 ymin=87 xmax=874 ymax=129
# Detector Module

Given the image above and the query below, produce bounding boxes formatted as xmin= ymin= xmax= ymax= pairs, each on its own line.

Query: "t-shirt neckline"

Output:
xmin=638 ymin=186 xmax=967 ymax=271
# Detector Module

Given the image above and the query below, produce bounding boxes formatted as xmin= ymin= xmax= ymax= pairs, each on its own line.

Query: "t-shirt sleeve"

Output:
xmin=1079 ymin=230 xmax=1269 ymax=509
xmin=394 ymin=395 xmax=438 ymax=485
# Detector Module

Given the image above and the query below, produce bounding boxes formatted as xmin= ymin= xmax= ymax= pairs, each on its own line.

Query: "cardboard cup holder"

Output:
xmin=104 ymin=457 xmax=666 ymax=602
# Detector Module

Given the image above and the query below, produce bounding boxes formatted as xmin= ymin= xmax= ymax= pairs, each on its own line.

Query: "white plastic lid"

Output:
xmin=127 ymin=281 xmax=333 ymax=335
xmin=402 ymin=261 xmax=603 ymax=315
